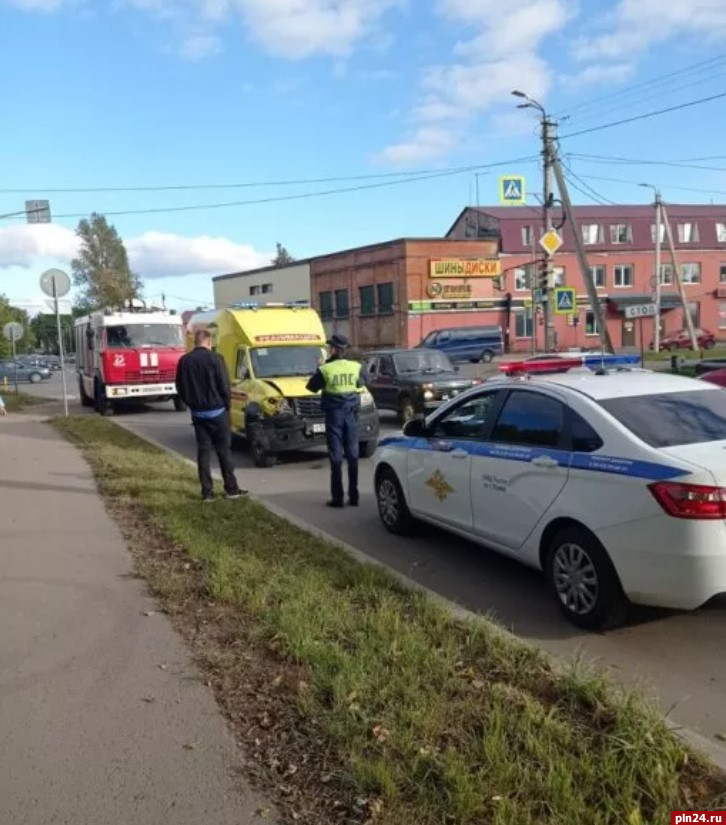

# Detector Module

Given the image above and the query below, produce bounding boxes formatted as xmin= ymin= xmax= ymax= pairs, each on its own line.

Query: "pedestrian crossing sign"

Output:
xmin=499 ymin=175 xmax=526 ymax=205
xmin=554 ymin=287 xmax=577 ymax=315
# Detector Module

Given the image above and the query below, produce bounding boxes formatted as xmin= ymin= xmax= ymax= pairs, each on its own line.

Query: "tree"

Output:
xmin=0 ymin=296 xmax=33 ymax=358
xmin=71 ymin=213 xmax=142 ymax=310
xmin=30 ymin=312 xmax=73 ymax=355
xmin=271 ymin=243 xmax=295 ymax=267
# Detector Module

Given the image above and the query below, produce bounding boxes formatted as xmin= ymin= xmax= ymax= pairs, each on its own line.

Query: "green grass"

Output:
xmin=645 ymin=346 xmax=726 ymax=363
xmin=2 ymin=391 xmax=51 ymax=412
xmin=54 ymin=416 xmax=726 ymax=825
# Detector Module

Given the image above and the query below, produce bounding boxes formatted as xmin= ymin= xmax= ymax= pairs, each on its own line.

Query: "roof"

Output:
xmin=213 ymin=259 xmax=312 ymax=283
xmin=459 ymin=204 xmax=726 ymax=222
xmin=512 ymin=369 xmax=713 ymax=401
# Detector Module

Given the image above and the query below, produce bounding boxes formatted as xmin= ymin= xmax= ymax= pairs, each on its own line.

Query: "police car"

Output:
xmin=373 ymin=354 xmax=726 ymax=630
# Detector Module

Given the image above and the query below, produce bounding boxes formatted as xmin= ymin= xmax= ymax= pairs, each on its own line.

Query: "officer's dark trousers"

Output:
xmin=192 ymin=412 xmax=240 ymax=498
xmin=325 ymin=406 xmax=359 ymax=505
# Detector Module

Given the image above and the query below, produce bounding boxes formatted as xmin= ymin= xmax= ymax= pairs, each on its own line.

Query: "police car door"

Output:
xmin=407 ymin=390 xmax=504 ymax=533
xmin=473 ymin=388 xmax=570 ymax=552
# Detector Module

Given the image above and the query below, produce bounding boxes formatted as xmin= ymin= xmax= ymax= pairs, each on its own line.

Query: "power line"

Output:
xmin=0 ymin=161 xmax=511 ymax=195
xmin=561 ymin=160 xmax=617 ymax=205
xmin=559 ymin=91 xmax=726 ymax=139
xmin=1 ymin=156 xmax=539 ymax=220
xmin=555 ymin=53 xmax=726 ymax=119
xmin=567 ymin=152 xmax=726 ymax=173
xmin=571 ymin=170 xmax=726 ymax=199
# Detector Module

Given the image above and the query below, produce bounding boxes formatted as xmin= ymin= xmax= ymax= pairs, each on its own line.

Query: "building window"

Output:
xmin=261 ymin=283 xmax=273 ymax=295
xmin=585 ymin=310 xmax=599 ymax=337
xmin=319 ymin=291 xmax=333 ymax=321
xmin=249 ymin=285 xmax=260 ymax=296
xmin=678 ymin=223 xmax=699 ymax=243
xmin=334 ymin=289 xmax=349 ymax=319
xmin=514 ymin=309 xmax=533 ymax=338
xmin=552 ymin=266 xmax=565 ymax=287
xmin=656 ymin=263 xmax=673 ymax=285
xmin=377 ymin=282 xmax=394 ymax=314
xmin=681 ymin=263 xmax=701 ymax=284
xmin=589 ymin=265 xmax=605 ymax=288
xmin=610 ymin=224 xmax=632 ymax=244
xmin=651 ymin=223 xmax=667 ymax=243
xmin=359 ymin=285 xmax=375 ymax=316
xmin=614 ymin=264 xmax=633 ymax=287
xmin=720 ymin=264 xmax=726 ymax=283
xmin=582 ymin=224 xmax=603 ymax=245
xmin=684 ymin=302 xmax=700 ymax=328
xmin=717 ymin=223 xmax=726 ymax=243
xmin=720 ymin=301 xmax=726 ymax=329
xmin=521 ymin=226 xmax=533 ymax=247
xmin=514 ymin=267 xmax=530 ymax=291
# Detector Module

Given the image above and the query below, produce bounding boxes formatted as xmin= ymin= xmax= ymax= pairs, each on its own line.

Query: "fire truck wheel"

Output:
xmin=173 ymin=396 xmax=187 ymax=412
xmin=79 ymin=378 xmax=93 ymax=408
xmin=94 ymin=382 xmax=113 ymax=417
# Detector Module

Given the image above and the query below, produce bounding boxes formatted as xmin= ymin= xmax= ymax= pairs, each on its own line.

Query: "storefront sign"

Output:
xmin=429 ymin=259 xmax=501 ymax=279
xmin=427 ymin=282 xmax=473 ymax=299
xmin=409 ymin=299 xmax=498 ymax=313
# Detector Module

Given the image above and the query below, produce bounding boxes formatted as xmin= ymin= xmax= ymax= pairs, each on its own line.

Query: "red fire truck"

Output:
xmin=74 ymin=305 xmax=186 ymax=415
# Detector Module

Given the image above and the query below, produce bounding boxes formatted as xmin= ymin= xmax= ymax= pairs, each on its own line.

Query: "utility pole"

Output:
xmin=542 ymin=117 xmax=557 ymax=351
xmin=661 ymin=201 xmax=700 ymax=351
xmin=551 ymin=152 xmax=614 ymax=354
xmin=654 ymin=192 xmax=663 ymax=353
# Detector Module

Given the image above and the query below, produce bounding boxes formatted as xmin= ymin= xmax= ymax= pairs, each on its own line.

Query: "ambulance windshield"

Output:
xmin=251 ymin=345 xmax=323 ymax=378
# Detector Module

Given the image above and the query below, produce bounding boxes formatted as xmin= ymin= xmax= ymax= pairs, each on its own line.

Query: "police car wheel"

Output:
xmin=545 ymin=527 xmax=629 ymax=631
xmin=375 ymin=467 xmax=415 ymax=536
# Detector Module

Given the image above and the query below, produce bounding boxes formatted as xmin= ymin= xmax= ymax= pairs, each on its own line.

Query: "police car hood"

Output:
xmin=659 ymin=440 xmax=726 ymax=483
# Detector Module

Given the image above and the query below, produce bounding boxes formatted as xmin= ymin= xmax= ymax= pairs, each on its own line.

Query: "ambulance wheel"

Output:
xmin=79 ymin=378 xmax=93 ymax=408
xmin=375 ymin=466 xmax=415 ymax=536
xmin=247 ymin=423 xmax=276 ymax=468
xmin=359 ymin=439 xmax=378 ymax=459
xmin=173 ymin=396 xmax=187 ymax=412
xmin=544 ymin=526 xmax=629 ymax=631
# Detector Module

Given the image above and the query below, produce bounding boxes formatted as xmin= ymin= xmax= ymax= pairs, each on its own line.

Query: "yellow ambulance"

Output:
xmin=185 ymin=302 xmax=379 ymax=467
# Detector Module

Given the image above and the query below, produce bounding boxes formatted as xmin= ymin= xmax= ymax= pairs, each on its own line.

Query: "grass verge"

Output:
xmin=2 ymin=391 xmax=51 ymax=412
xmin=54 ymin=415 xmax=726 ymax=825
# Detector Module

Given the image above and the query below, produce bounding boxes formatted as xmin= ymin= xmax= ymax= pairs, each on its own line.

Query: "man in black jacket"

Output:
xmin=176 ymin=329 xmax=245 ymax=502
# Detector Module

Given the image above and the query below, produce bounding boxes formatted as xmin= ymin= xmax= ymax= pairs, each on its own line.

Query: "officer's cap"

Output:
xmin=327 ymin=334 xmax=349 ymax=349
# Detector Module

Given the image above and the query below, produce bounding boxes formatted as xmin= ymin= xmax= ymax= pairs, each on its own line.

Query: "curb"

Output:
xmin=104 ymin=418 xmax=726 ymax=772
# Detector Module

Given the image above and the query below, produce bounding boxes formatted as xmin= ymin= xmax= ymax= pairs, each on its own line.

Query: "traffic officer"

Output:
xmin=306 ymin=334 xmax=364 ymax=508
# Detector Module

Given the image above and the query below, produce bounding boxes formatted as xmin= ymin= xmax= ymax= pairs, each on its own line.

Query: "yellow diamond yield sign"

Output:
xmin=539 ymin=229 xmax=563 ymax=257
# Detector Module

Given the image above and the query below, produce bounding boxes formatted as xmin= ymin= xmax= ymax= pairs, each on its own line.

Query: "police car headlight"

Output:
xmin=360 ymin=390 xmax=374 ymax=407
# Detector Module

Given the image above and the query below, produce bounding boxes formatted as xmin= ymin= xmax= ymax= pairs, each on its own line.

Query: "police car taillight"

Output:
xmin=648 ymin=481 xmax=726 ymax=520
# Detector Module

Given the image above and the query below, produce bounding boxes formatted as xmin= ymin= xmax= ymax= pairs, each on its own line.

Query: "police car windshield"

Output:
xmin=251 ymin=345 xmax=322 ymax=378
xmin=106 ymin=324 xmax=183 ymax=349
xmin=394 ymin=351 xmax=452 ymax=374
xmin=600 ymin=389 xmax=726 ymax=448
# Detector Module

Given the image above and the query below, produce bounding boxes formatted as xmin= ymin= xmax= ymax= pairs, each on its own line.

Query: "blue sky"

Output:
xmin=2 ymin=0 xmax=726 ymax=314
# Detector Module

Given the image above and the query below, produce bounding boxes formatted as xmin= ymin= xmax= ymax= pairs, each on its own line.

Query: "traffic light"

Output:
xmin=538 ymin=259 xmax=549 ymax=291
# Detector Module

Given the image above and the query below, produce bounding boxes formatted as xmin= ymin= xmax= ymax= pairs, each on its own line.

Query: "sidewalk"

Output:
xmin=0 ymin=416 xmax=273 ymax=825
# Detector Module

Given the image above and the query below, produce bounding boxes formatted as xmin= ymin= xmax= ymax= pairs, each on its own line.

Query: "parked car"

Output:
xmin=700 ymin=368 xmax=726 ymax=388
xmin=418 ymin=325 xmax=504 ymax=364
xmin=0 ymin=360 xmax=52 ymax=384
xmin=16 ymin=355 xmax=59 ymax=371
xmin=655 ymin=328 xmax=716 ymax=351
xmin=363 ymin=348 xmax=480 ymax=423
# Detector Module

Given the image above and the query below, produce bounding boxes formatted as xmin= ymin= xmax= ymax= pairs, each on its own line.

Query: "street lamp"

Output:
xmin=511 ymin=90 xmax=545 ymax=115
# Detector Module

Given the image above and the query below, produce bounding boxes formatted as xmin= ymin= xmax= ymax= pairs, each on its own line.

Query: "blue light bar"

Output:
xmin=581 ymin=353 xmax=641 ymax=368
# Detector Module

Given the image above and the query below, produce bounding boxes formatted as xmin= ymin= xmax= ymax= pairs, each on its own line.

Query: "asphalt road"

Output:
xmin=31 ymin=363 xmax=726 ymax=746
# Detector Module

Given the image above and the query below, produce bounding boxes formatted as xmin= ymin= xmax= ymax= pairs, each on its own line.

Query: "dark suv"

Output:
xmin=363 ymin=348 xmax=479 ymax=424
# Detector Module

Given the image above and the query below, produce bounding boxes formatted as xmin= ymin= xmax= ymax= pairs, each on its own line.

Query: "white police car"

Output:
xmin=373 ymin=354 xmax=726 ymax=630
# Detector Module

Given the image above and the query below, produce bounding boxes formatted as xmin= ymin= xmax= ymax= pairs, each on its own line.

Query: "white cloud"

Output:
xmin=179 ymin=32 xmax=221 ymax=60
xmin=7 ymin=0 xmax=67 ymax=8
xmin=0 ymin=224 xmax=270 ymax=279
xmin=378 ymin=0 xmax=569 ymax=164
xmin=375 ymin=126 xmax=456 ymax=164
xmin=561 ymin=62 xmax=635 ymax=88
xmin=126 ymin=231 xmax=270 ymax=277
xmin=574 ymin=0 xmax=726 ymax=61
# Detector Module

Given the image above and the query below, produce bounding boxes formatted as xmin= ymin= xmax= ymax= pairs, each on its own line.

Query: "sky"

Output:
xmin=2 ymin=0 xmax=726 ymax=314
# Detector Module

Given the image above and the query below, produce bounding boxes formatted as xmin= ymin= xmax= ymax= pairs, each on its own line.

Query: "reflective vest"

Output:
xmin=319 ymin=359 xmax=363 ymax=395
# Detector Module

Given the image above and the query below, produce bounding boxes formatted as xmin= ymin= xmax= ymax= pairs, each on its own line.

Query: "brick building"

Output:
xmin=310 ymin=238 xmax=504 ymax=350
xmin=447 ymin=204 xmax=726 ymax=352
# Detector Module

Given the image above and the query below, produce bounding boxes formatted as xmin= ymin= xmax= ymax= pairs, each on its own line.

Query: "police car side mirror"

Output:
xmin=403 ymin=417 xmax=428 ymax=438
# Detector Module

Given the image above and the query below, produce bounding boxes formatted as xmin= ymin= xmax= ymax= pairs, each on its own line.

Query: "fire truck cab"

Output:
xmin=74 ymin=305 xmax=186 ymax=415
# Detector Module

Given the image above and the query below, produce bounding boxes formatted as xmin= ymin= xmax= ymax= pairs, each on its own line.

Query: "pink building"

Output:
xmin=447 ymin=205 xmax=726 ymax=352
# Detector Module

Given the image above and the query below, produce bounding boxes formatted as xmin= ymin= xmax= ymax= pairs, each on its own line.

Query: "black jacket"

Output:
xmin=175 ymin=347 xmax=231 ymax=412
